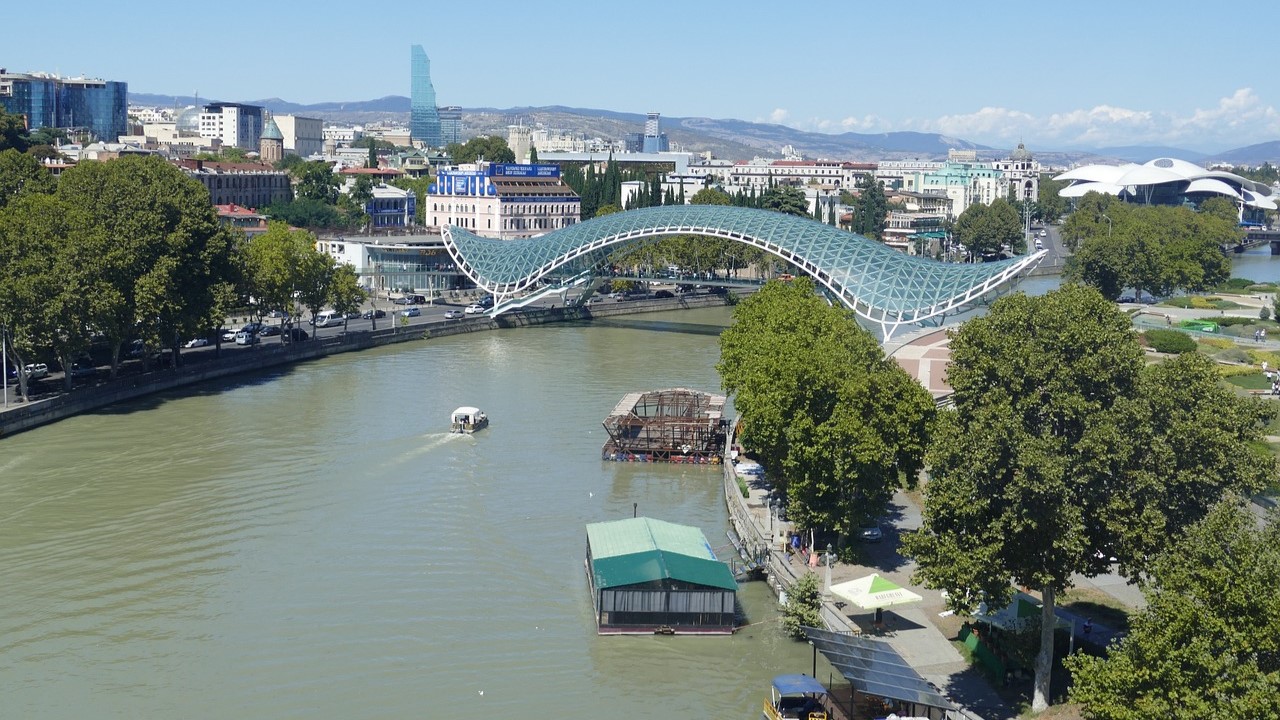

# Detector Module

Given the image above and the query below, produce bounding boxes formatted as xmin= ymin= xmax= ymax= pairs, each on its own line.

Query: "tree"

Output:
xmin=54 ymin=155 xmax=237 ymax=376
xmin=0 ymin=149 xmax=55 ymax=209
xmin=265 ymin=198 xmax=342 ymax=229
xmin=954 ymin=198 xmax=1024 ymax=259
xmin=0 ymin=108 xmax=30 ymax=153
xmin=528 ymin=145 xmax=538 ymax=163
xmin=1066 ymin=501 xmax=1280 ymax=720
xmin=1197 ymin=195 xmax=1238 ymax=225
xmin=328 ymin=264 xmax=366 ymax=332
xmin=902 ymin=285 xmax=1274 ymax=712
xmin=243 ymin=222 xmax=335 ymax=332
xmin=690 ymin=187 xmax=732 ymax=206
xmin=780 ymin=572 xmax=824 ymax=639
xmin=292 ymin=160 xmax=338 ymax=204
xmin=366 ymin=142 xmax=377 ymax=169
xmin=718 ymin=278 xmax=933 ymax=538
xmin=850 ymin=175 xmax=890 ymax=239
xmin=760 ymin=185 xmax=809 ymax=218
xmin=445 ymin=136 xmax=515 ymax=165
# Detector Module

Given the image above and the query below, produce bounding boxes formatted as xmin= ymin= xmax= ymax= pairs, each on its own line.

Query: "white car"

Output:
xmin=444 ymin=310 xmax=464 ymax=320
xmin=184 ymin=337 xmax=210 ymax=348
xmin=464 ymin=304 xmax=486 ymax=315
xmin=25 ymin=362 xmax=49 ymax=379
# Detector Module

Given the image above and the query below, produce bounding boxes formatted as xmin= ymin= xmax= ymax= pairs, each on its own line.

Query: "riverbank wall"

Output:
xmin=0 ymin=294 xmax=734 ymax=439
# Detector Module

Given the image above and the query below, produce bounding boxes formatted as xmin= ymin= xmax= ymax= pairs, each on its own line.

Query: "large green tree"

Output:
xmin=760 ymin=185 xmax=810 ymax=218
xmin=954 ymin=197 xmax=1024 ymax=259
xmin=903 ymin=285 xmax=1274 ymax=712
xmin=1035 ymin=175 xmax=1069 ymax=223
xmin=292 ymin=160 xmax=339 ymax=204
xmin=1067 ymin=501 xmax=1280 ymax=719
xmin=0 ymin=149 xmax=56 ymax=209
xmin=445 ymin=136 xmax=515 ymax=164
xmin=850 ymin=174 xmax=890 ymax=239
xmin=0 ymin=108 xmax=30 ymax=153
xmin=718 ymin=278 xmax=934 ymax=538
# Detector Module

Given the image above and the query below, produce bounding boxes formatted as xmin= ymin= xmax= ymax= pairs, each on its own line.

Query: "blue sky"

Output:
xmin=7 ymin=0 xmax=1279 ymax=152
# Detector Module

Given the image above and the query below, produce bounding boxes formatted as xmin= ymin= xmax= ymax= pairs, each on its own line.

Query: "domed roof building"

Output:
xmin=993 ymin=143 xmax=1040 ymax=202
xmin=1056 ymin=158 xmax=1278 ymax=223
xmin=259 ymin=115 xmax=284 ymax=165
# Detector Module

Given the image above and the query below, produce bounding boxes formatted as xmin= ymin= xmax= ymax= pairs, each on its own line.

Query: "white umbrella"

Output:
xmin=831 ymin=574 xmax=923 ymax=624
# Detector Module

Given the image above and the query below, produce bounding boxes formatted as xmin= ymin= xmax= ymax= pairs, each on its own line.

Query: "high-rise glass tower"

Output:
xmin=410 ymin=45 xmax=442 ymax=147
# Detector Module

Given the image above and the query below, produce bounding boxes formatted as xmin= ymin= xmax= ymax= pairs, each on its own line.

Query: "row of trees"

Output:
xmin=719 ymin=276 xmax=1274 ymax=713
xmin=0 ymin=153 xmax=364 ymax=399
xmin=1062 ymin=191 xmax=1235 ymax=300
xmin=264 ymin=159 xmax=370 ymax=230
xmin=900 ymin=284 xmax=1274 ymax=712
xmin=953 ymin=196 xmax=1025 ymax=258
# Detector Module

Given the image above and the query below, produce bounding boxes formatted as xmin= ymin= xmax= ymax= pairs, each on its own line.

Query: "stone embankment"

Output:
xmin=0 ymin=294 xmax=733 ymax=438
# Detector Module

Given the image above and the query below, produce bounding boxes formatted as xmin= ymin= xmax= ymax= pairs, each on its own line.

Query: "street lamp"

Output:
xmin=1100 ymin=213 xmax=1113 ymax=238
xmin=825 ymin=543 xmax=833 ymax=593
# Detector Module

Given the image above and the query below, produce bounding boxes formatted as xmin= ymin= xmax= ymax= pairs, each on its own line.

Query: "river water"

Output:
xmin=0 ymin=307 xmax=837 ymax=720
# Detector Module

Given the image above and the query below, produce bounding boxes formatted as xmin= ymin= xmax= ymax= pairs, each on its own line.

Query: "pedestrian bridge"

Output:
xmin=442 ymin=205 xmax=1046 ymax=339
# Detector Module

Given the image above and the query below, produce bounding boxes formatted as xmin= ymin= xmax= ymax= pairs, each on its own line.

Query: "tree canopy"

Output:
xmin=445 ymin=136 xmax=515 ymax=165
xmin=759 ymin=185 xmax=810 ymax=218
xmin=718 ymin=278 xmax=934 ymax=537
xmin=1066 ymin=501 xmax=1280 ymax=719
xmin=902 ymin=284 xmax=1275 ymax=712
xmin=954 ymin=197 xmax=1024 ymax=259
xmin=850 ymin=175 xmax=890 ymax=239
xmin=1063 ymin=192 xmax=1235 ymax=300
xmin=0 ymin=149 xmax=56 ymax=209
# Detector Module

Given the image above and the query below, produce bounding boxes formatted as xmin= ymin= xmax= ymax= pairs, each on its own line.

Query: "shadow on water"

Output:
xmin=86 ymin=365 xmax=304 ymax=417
xmin=583 ymin=318 xmax=728 ymax=336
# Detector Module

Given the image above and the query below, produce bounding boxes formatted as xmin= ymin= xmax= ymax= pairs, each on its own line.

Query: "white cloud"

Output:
xmin=769 ymin=108 xmax=790 ymax=123
xmin=797 ymin=89 xmax=1280 ymax=150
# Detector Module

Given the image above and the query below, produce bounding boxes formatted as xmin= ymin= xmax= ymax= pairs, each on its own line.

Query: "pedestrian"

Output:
xmin=1083 ymin=617 xmax=1093 ymax=636
xmin=790 ymin=532 xmax=801 ymax=556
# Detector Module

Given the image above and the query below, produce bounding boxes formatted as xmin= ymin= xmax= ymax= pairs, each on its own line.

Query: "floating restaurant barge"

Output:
xmin=601 ymin=388 xmax=727 ymax=463
xmin=585 ymin=517 xmax=738 ymax=635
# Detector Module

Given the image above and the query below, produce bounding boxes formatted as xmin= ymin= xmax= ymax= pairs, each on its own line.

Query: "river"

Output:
xmin=0 ymin=307 xmax=839 ymax=720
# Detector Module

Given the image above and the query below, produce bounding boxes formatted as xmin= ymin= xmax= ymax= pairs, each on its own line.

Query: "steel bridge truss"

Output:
xmin=442 ymin=205 xmax=1046 ymax=339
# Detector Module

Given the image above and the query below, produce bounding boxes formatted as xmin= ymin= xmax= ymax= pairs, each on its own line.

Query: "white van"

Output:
xmin=313 ymin=310 xmax=343 ymax=327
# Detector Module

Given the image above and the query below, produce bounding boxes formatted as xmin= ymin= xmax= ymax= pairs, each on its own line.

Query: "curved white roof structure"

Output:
xmin=1055 ymin=157 xmax=1278 ymax=212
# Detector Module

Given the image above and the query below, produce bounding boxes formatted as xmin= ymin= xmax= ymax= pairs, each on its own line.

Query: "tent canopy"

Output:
xmin=771 ymin=674 xmax=828 ymax=695
xmin=830 ymin=573 xmax=923 ymax=610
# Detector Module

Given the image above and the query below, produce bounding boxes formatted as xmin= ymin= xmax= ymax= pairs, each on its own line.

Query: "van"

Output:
xmin=313 ymin=310 xmax=343 ymax=327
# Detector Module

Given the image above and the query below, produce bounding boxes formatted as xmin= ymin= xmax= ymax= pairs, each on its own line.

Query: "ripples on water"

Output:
xmin=0 ymin=308 xmax=830 ymax=719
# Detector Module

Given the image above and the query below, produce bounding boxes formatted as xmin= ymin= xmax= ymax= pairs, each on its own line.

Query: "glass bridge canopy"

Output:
xmin=443 ymin=205 xmax=1044 ymax=337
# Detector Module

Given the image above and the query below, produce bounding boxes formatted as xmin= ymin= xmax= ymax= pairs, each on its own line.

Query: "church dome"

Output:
xmin=1010 ymin=142 xmax=1032 ymax=161
xmin=261 ymin=116 xmax=283 ymax=141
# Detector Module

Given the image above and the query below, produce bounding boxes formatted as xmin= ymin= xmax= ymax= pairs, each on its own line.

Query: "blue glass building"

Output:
xmin=410 ymin=46 xmax=442 ymax=147
xmin=0 ymin=71 xmax=127 ymax=141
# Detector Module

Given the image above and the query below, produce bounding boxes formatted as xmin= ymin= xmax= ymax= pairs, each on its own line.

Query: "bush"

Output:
xmin=1144 ymin=329 xmax=1197 ymax=354
xmin=780 ymin=572 xmax=824 ymax=640
xmin=1218 ymin=363 xmax=1261 ymax=378
xmin=1198 ymin=337 xmax=1235 ymax=350
xmin=1214 ymin=347 xmax=1250 ymax=364
xmin=1217 ymin=277 xmax=1256 ymax=291
xmin=735 ymin=475 xmax=749 ymax=498
xmin=1217 ymin=316 xmax=1259 ymax=327
xmin=1262 ymin=306 xmax=1272 ymax=322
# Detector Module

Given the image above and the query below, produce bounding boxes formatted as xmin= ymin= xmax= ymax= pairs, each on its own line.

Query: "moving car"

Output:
xmin=444 ymin=310 xmax=464 ymax=319
xmin=464 ymin=304 xmax=486 ymax=315
xmin=258 ymin=325 xmax=282 ymax=338
xmin=401 ymin=307 xmax=421 ymax=317
xmin=221 ymin=329 xmax=238 ymax=342
xmin=286 ymin=328 xmax=309 ymax=342
xmin=362 ymin=309 xmax=387 ymax=319
xmin=69 ymin=361 xmax=96 ymax=379
xmin=235 ymin=330 xmax=259 ymax=345
xmin=183 ymin=337 xmax=210 ymax=348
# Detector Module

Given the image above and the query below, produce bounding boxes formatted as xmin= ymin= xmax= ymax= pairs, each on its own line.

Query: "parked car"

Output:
xmin=856 ymin=522 xmax=884 ymax=543
xmin=25 ymin=362 xmax=49 ymax=379
xmin=479 ymin=295 xmax=495 ymax=308
xmin=392 ymin=296 xmax=411 ymax=305
xmin=69 ymin=362 xmax=96 ymax=379
xmin=464 ymin=304 xmax=486 ymax=315
xmin=235 ymin=330 xmax=259 ymax=345
xmin=221 ymin=329 xmax=238 ymax=342
xmin=653 ymin=289 xmax=675 ymax=299
xmin=362 ymin=309 xmax=387 ymax=319
xmin=444 ymin=310 xmax=464 ymax=319
xmin=401 ymin=307 xmax=421 ymax=317
xmin=258 ymin=325 xmax=282 ymax=338
xmin=345 ymin=311 xmax=363 ymax=319
xmin=183 ymin=337 xmax=210 ymax=348
xmin=286 ymin=328 xmax=309 ymax=342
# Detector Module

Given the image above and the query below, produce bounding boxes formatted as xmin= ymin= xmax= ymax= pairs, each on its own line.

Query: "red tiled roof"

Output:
xmin=339 ymin=167 xmax=403 ymax=176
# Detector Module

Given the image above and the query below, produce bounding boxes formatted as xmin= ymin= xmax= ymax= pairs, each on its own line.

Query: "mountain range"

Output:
xmin=129 ymin=92 xmax=1280 ymax=166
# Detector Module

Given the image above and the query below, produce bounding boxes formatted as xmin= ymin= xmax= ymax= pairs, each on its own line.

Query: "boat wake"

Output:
xmin=383 ymin=431 xmax=468 ymax=468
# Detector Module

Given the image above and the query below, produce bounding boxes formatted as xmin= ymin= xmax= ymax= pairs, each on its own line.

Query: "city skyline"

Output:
xmin=4 ymin=0 xmax=1279 ymax=152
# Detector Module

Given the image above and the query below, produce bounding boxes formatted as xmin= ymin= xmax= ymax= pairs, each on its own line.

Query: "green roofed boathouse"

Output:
xmin=585 ymin=517 xmax=738 ymax=635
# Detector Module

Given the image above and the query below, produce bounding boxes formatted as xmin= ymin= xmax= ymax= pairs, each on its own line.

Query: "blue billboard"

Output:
xmin=488 ymin=163 xmax=560 ymax=178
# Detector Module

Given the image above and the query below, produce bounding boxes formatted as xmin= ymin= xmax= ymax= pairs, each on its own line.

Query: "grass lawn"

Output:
xmin=1226 ymin=373 xmax=1271 ymax=390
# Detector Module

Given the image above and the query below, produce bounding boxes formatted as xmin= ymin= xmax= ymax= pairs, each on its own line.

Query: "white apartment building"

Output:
xmin=273 ymin=115 xmax=323 ymax=157
xmin=198 ymin=103 xmax=264 ymax=151
xmin=427 ymin=163 xmax=580 ymax=239
xmin=875 ymin=160 xmax=945 ymax=191
xmin=322 ymin=125 xmax=364 ymax=144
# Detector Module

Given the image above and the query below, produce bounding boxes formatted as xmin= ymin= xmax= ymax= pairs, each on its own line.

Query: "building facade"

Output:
xmin=438 ymin=105 xmax=462 ymax=146
xmin=198 ymin=103 xmax=265 ymax=151
xmin=427 ymin=163 xmax=580 ymax=239
xmin=991 ymin=143 xmax=1040 ymax=202
xmin=177 ymin=159 xmax=292 ymax=209
xmin=365 ymin=185 xmax=416 ymax=228
xmin=272 ymin=115 xmax=323 ymax=157
xmin=410 ymin=45 xmax=442 ymax=147
xmin=0 ymin=69 xmax=127 ymax=141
